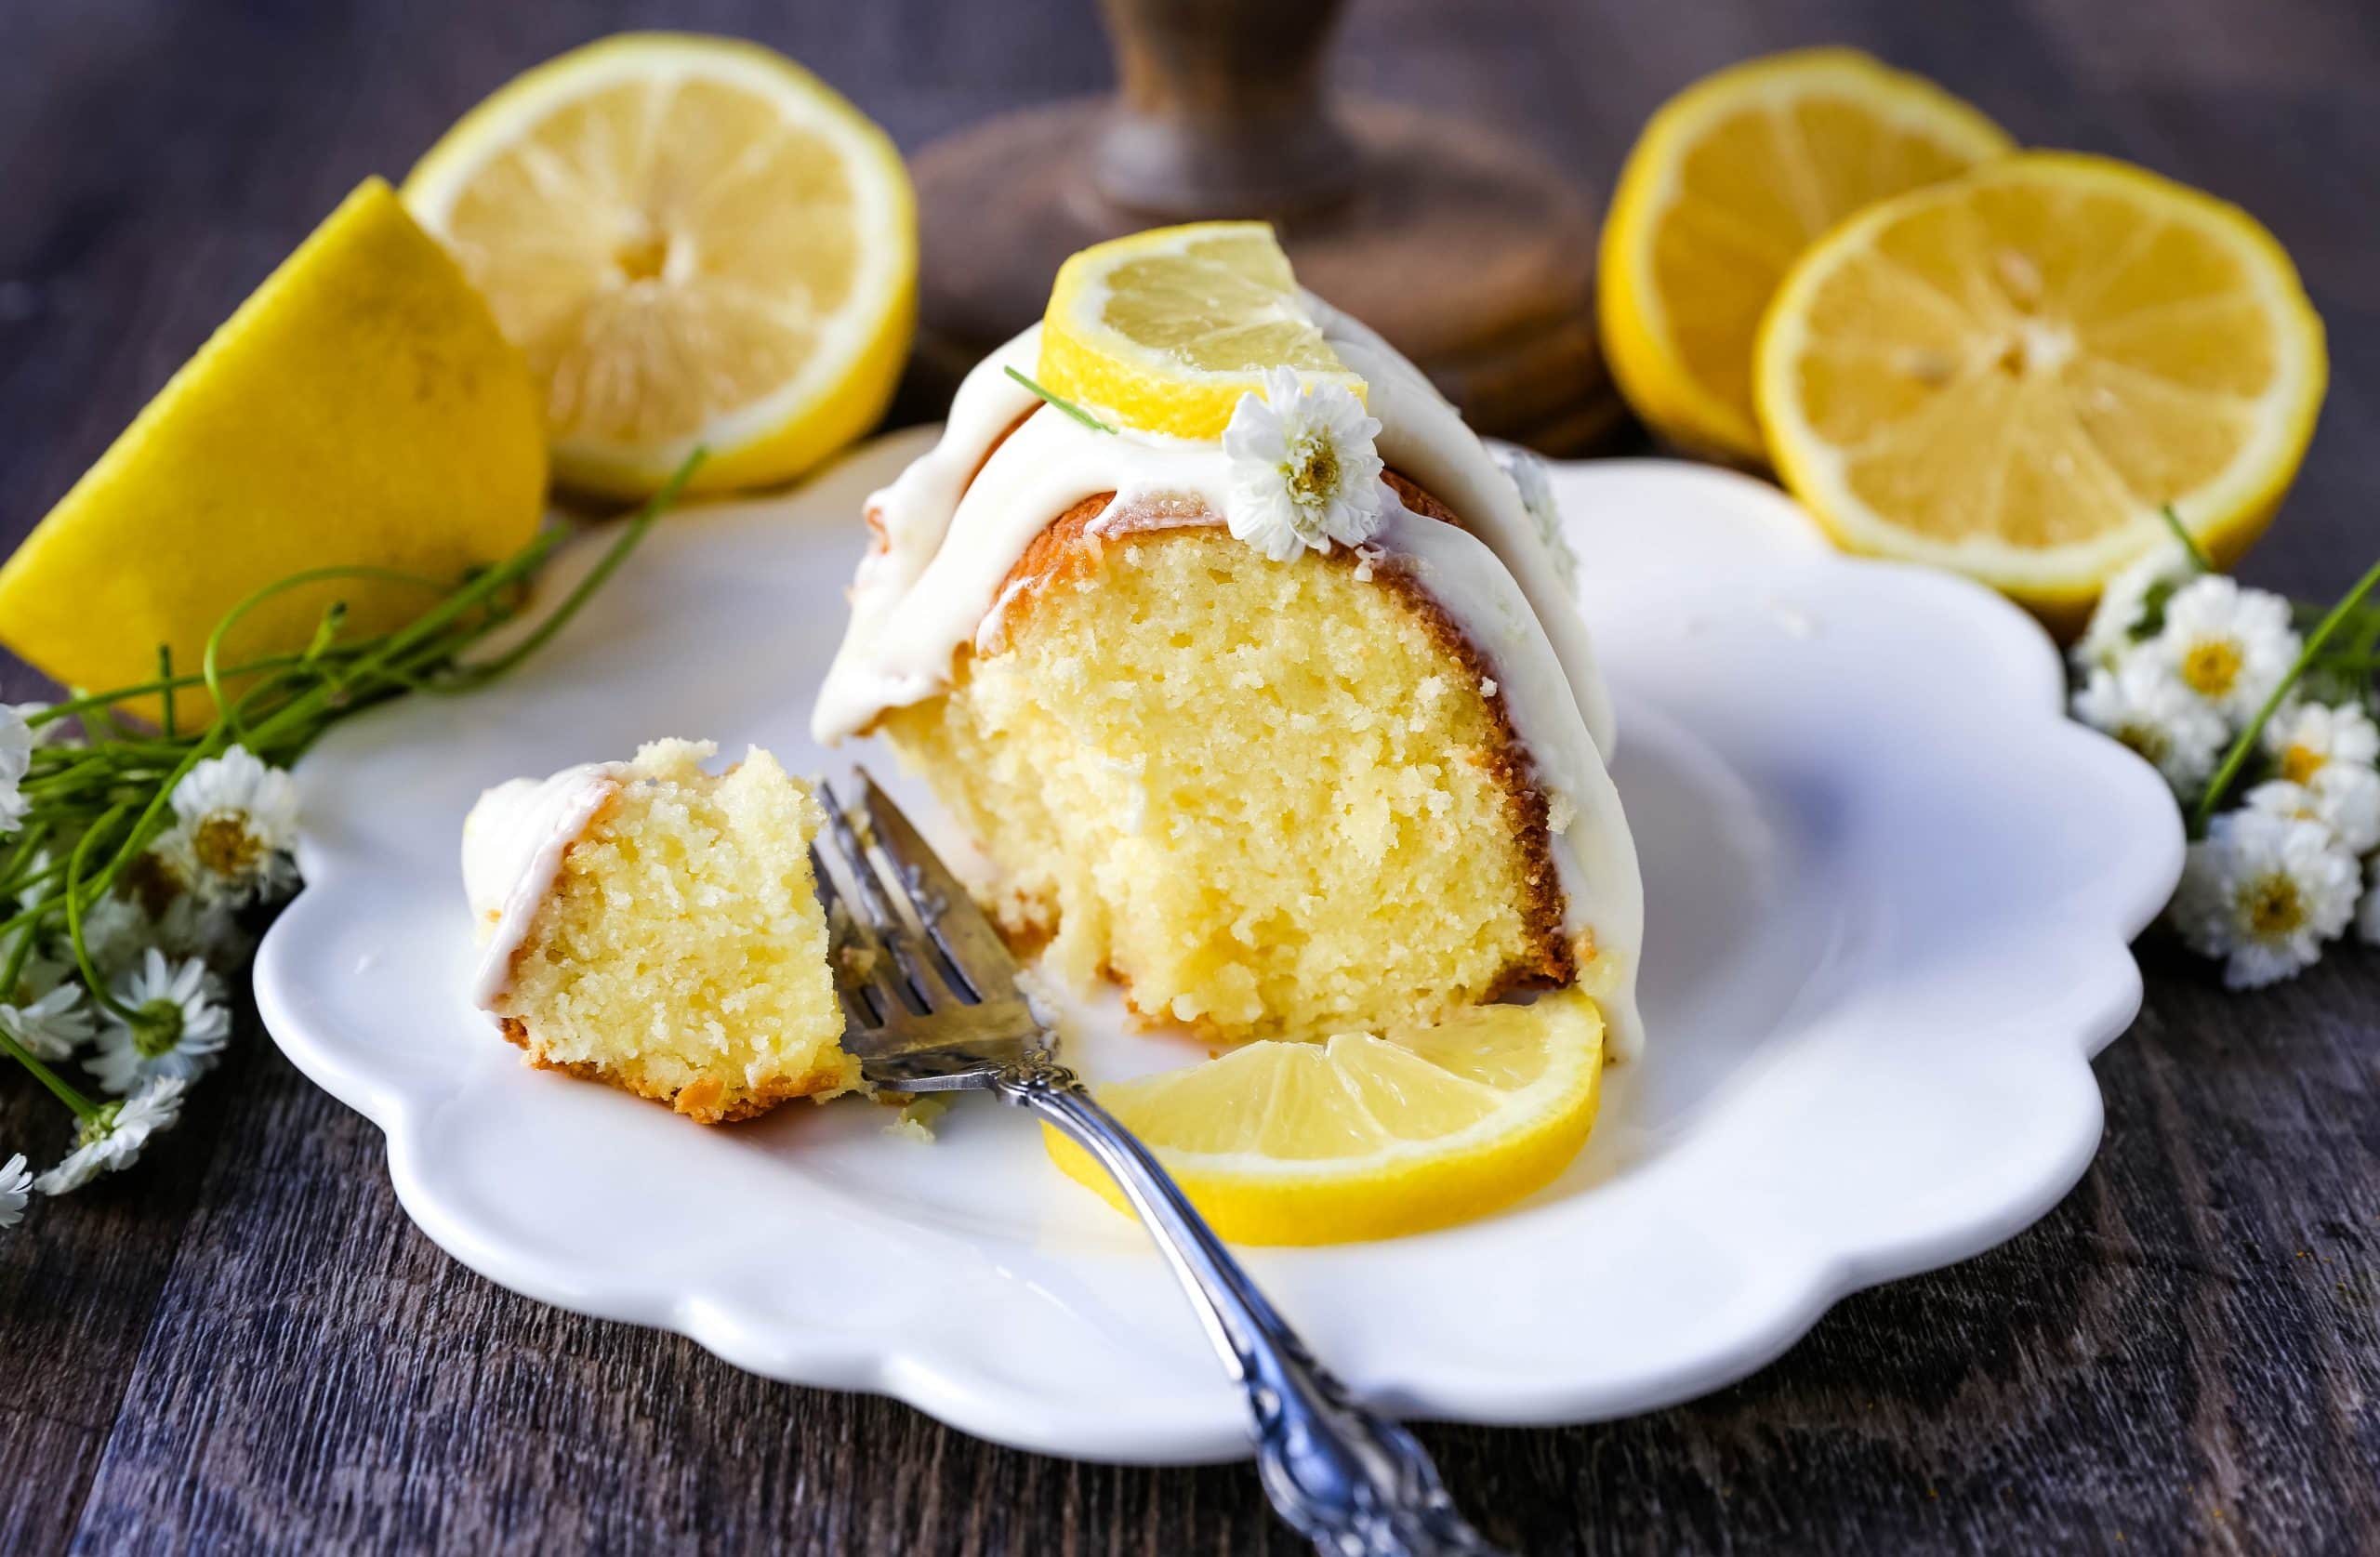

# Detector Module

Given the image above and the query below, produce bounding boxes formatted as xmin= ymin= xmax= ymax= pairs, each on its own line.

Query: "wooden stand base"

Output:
xmin=912 ymin=98 xmax=1626 ymax=455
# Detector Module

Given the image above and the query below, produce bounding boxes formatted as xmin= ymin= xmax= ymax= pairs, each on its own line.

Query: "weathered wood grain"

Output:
xmin=3 ymin=0 xmax=2376 ymax=1551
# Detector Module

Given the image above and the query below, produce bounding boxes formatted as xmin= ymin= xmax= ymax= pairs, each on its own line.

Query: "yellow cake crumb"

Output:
xmin=492 ymin=741 xmax=857 ymax=1122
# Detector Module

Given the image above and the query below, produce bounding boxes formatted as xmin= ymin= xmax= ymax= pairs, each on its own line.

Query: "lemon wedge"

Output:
xmin=1044 ymin=991 xmax=1605 ymax=1246
xmin=0 ymin=178 xmax=545 ymax=723
xmin=1754 ymin=152 xmax=2326 ymax=628
xmin=1599 ymin=48 xmax=2013 ymax=460
xmin=1038 ymin=221 xmax=1363 ymax=441
xmin=401 ymin=33 xmax=916 ymax=498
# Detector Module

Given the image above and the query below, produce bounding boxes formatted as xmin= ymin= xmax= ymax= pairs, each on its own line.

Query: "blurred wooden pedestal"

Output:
xmin=910 ymin=0 xmax=1625 ymax=455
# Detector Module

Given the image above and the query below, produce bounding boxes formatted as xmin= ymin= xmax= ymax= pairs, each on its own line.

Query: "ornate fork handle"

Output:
xmin=998 ymin=1055 xmax=1510 ymax=1557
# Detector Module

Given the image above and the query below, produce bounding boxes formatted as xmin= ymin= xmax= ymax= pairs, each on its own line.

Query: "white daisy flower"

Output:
xmin=1 ymin=982 xmax=95 ymax=1062
xmin=2360 ymin=861 xmax=2380 ymax=947
xmin=1499 ymin=448 xmax=1580 ymax=588
xmin=2172 ymin=808 xmax=2359 ymax=989
xmin=2254 ymin=703 xmax=2380 ymax=852
xmin=2072 ymin=540 xmax=2198 ymax=674
xmin=73 ymin=890 xmax=156 ymax=978
xmin=35 ymin=1075 xmax=187 ymax=1194
xmin=157 ymin=745 xmax=299 ymax=907
xmin=0 ymin=701 xmax=30 ymax=836
xmin=86 ymin=949 xmax=230 ymax=1094
xmin=2149 ymin=576 xmax=2300 ymax=724
xmin=2071 ymin=657 xmax=2229 ymax=792
xmin=0 ymin=1151 xmax=28 ymax=1229
xmin=2264 ymin=701 xmax=2379 ymax=780
xmin=1222 ymin=367 xmax=1386 ymax=561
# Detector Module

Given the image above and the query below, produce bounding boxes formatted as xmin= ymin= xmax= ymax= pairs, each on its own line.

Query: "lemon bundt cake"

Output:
xmin=813 ymin=226 xmax=1644 ymax=1054
xmin=461 ymin=739 xmax=856 ymax=1122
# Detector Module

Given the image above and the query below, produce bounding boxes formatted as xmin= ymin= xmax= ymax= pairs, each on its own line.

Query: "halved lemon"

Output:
xmin=1754 ymin=152 xmax=2326 ymax=628
xmin=1043 ymin=991 xmax=1605 ymax=1246
xmin=1038 ymin=221 xmax=1363 ymax=441
xmin=1599 ymin=48 xmax=2013 ymax=460
xmin=402 ymin=33 xmax=916 ymax=498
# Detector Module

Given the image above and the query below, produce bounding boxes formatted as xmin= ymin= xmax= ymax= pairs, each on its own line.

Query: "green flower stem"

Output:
xmin=0 ymin=1025 xmax=100 ymax=1122
xmin=1 ymin=922 xmax=38 ymax=1000
xmin=157 ymin=645 xmax=176 ymax=738
xmin=1001 ymin=366 xmax=1118 ymax=434
xmin=2157 ymin=504 xmax=2214 ymax=574
xmin=65 ymin=802 xmax=137 ymax=1020
xmin=2196 ymin=554 xmax=2380 ymax=830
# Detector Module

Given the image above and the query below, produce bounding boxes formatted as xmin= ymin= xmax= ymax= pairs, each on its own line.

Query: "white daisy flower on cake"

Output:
xmin=86 ymin=949 xmax=230 ymax=1094
xmin=2147 ymin=576 xmax=2300 ymax=723
xmin=0 ymin=1152 xmax=29 ymax=1230
xmin=35 ymin=1075 xmax=187 ymax=1194
xmin=0 ymin=701 xmax=30 ymax=835
xmin=157 ymin=745 xmax=299 ymax=906
xmin=2070 ymin=657 xmax=2229 ymax=792
xmin=2072 ymin=540 xmax=2198 ymax=675
xmin=2173 ymin=808 xmax=2359 ymax=989
xmin=1 ymin=982 xmax=95 ymax=1062
xmin=1500 ymin=448 xmax=1580 ymax=588
xmin=2260 ymin=701 xmax=2380 ymax=851
xmin=1222 ymin=367 xmax=1386 ymax=561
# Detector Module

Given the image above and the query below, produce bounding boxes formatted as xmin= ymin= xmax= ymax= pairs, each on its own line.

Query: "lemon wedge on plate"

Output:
xmin=1754 ymin=152 xmax=2326 ymax=628
xmin=1038 ymin=221 xmax=1363 ymax=441
xmin=1044 ymin=991 xmax=1605 ymax=1246
xmin=1599 ymin=48 xmax=2013 ymax=460
xmin=402 ymin=33 xmax=916 ymax=498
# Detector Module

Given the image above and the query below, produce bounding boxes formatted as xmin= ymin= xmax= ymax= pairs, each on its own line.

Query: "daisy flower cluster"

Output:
xmin=0 ymin=455 xmax=696 ymax=1238
xmin=0 ymin=721 xmax=289 ymax=1221
xmin=2069 ymin=521 xmax=2380 ymax=988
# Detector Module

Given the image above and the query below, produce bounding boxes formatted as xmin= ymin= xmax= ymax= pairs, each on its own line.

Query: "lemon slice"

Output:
xmin=1038 ymin=221 xmax=1363 ymax=440
xmin=1754 ymin=152 xmax=2326 ymax=627
xmin=1599 ymin=48 xmax=2013 ymax=460
xmin=1044 ymin=991 xmax=1605 ymax=1246
xmin=402 ymin=33 xmax=916 ymax=498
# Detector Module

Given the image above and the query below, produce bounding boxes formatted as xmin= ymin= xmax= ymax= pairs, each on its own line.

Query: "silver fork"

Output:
xmin=809 ymin=769 xmax=1510 ymax=1557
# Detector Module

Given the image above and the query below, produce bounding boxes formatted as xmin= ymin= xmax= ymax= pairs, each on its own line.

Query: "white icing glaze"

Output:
xmin=809 ymin=310 xmax=1645 ymax=1056
xmin=460 ymin=761 xmax=625 ymax=1010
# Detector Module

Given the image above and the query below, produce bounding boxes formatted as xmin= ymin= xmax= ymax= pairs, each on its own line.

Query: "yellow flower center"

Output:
xmin=2180 ymin=638 xmax=2242 ymax=699
xmin=2116 ymin=722 xmax=2168 ymax=765
xmin=2241 ymin=873 xmax=2306 ymax=940
xmin=192 ymin=811 xmax=266 ymax=880
xmin=2281 ymin=745 xmax=2324 ymax=785
xmin=1288 ymin=436 xmax=1341 ymax=511
xmin=123 ymin=851 xmax=184 ymax=918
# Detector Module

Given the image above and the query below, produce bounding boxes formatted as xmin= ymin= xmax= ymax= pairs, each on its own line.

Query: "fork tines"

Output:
xmin=808 ymin=770 xmax=1019 ymax=1036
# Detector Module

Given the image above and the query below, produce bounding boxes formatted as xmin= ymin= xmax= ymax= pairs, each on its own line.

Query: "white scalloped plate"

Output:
xmin=255 ymin=431 xmax=2182 ymax=1464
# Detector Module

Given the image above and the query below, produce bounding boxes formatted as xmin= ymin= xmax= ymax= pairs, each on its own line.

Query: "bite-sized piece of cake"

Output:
xmin=461 ymin=739 xmax=856 ymax=1123
xmin=813 ymin=224 xmax=1644 ymax=1055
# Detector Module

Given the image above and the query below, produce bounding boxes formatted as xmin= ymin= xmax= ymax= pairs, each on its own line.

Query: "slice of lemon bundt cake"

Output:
xmin=461 ymin=739 xmax=856 ymax=1122
xmin=813 ymin=224 xmax=1644 ymax=1054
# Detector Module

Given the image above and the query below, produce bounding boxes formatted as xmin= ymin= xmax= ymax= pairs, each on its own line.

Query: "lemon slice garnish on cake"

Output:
xmin=1599 ymin=48 xmax=2014 ymax=459
xmin=401 ymin=32 xmax=916 ymax=498
xmin=1044 ymin=991 xmax=1605 ymax=1246
xmin=1038 ymin=221 xmax=1363 ymax=440
xmin=1754 ymin=152 xmax=2326 ymax=628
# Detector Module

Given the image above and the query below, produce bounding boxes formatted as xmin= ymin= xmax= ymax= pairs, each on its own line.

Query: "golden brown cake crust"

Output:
xmin=949 ymin=468 xmax=1577 ymax=1009
xmin=496 ymin=1015 xmax=853 ymax=1125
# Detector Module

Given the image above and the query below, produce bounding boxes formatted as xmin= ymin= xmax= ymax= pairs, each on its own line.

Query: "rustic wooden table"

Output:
xmin=4 ymin=1 xmax=2375 ymax=1551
